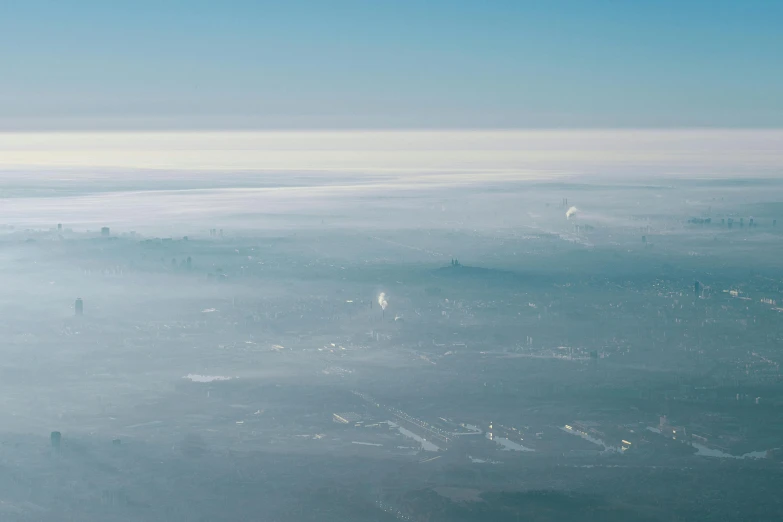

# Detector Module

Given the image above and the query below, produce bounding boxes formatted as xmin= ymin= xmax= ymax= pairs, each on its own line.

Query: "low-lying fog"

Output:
xmin=1 ymin=130 xmax=783 ymax=522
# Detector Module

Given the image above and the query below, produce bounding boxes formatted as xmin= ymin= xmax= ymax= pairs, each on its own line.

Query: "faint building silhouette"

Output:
xmin=101 ymin=226 xmax=110 ymax=236
xmin=75 ymin=298 xmax=83 ymax=316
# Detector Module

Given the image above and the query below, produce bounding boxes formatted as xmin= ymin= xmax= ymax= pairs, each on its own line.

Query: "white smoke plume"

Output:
xmin=566 ymin=206 xmax=579 ymax=219
xmin=377 ymin=292 xmax=388 ymax=311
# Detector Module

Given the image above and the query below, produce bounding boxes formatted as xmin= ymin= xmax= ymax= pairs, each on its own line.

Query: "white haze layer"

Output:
xmin=2 ymin=130 xmax=781 ymax=173
xmin=1 ymin=130 xmax=782 ymax=232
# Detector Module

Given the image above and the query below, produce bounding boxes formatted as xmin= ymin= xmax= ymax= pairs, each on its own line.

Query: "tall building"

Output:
xmin=75 ymin=298 xmax=83 ymax=316
xmin=694 ymin=281 xmax=701 ymax=298
xmin=101 ymin=226 xmax=110 ymax=236
xmin=51 ymin=431 xmax=61 ymax=449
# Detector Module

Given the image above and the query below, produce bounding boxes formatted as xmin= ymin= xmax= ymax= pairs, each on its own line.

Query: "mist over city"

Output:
xmin=3 ymin=1 xmax=783 ymax=521
xmin=2 ymin=132 xmax=783 ymax=521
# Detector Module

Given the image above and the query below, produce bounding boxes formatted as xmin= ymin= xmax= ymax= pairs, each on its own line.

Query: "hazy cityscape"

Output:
xmin=3 ymin=1 xmax=783 ymax=520
xmin=1 ymin=164 xmax=783 ymax=520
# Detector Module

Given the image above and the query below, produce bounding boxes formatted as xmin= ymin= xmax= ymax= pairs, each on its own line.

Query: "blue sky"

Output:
xmin=1 ymin=0 xmax=781 ymax=129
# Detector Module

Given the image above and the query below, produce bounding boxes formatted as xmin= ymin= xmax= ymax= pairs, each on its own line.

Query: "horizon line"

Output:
xmin=2 ymin=127 xmax=783 ymax=134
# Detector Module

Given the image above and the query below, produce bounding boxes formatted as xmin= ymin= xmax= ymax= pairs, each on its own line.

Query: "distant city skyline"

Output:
xmin=2 ymin=0 xmax=782 ymax=130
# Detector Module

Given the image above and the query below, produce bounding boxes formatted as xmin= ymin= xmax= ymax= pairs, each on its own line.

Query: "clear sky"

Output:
xmin=1 ymin=0 xmax=781 ymax=130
